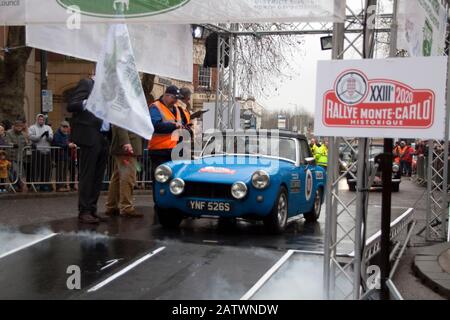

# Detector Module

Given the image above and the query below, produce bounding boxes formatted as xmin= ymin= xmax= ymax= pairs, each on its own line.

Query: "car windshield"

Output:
xmin=347 ymin=145 xmax=384 ymax=160
xmin=202 ymin=135 xmax=297 ymax=162
xmin=370 ymin=146 xmax=384 ymax=158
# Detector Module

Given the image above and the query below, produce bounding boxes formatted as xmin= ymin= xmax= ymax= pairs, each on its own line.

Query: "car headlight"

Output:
xmin=392 ymin=164 xmax=400 ymax=173
xmin=155 ymin=165 xmax=172 ymax=183
xmin=169 ymin=178 xmax=185 ymax=196
xmin=252 ymin=170 xmax=270 ymax=189
xmin=231 ymin=181 xmax=248 ymax=200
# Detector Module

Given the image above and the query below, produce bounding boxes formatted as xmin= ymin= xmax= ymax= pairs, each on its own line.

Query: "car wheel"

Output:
xmin=348 ymin=183 xmax=356 ymax=192
xmin=264 ymin=186 xmax=288 ymax=234
xmin=392 ymin=183 xmax=400 ymax=192
xmin=304 ymin=188 xmax=323 ymax=223
xmin=156 ymin=206 xmax=183 ymax=228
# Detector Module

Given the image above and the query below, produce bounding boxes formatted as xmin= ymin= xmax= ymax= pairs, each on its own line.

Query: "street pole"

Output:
xmin=379 ymin=0 xmax=399 ymax=300
xmin=40 ymin=50 xmax=48 ymax=118
xmin=323 ymin=19 xmax=345 ymax=300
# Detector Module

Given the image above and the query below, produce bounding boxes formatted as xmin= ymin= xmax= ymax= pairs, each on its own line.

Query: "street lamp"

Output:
xmin=191 ymin=25 xmax=204 ymax=39
xmin=320 ymin=35 xmax=333 ymax=50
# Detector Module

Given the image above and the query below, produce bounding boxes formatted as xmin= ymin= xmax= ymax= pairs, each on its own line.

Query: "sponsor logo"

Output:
xmin=335 ymin=70 xmax=369 ymax=105
xmin=323 ymin=69 xmax=435 ymax=129
xmin=199 ymin=167 xmax=236 ymax=175
xmin=316 ymin=171 xmax=324 ymax=180
xmin=305 ymin=170 xmax=313 ymax=201
xmin=57 ymin=0 xmax=190 ymax=18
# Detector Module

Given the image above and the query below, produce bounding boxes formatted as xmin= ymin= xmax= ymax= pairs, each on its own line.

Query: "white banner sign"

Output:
xmin=86 ymin=24 xmax=154 ymax=140
xmin=314 ymin=57 xmax=448 ymax=139
xmin=1 ymin=0 xmax=345 ymax=25
xmin=26 ymin=24 xmax=193 ymax=82
xmin=398 ymin=0 xmax=448 ymax=57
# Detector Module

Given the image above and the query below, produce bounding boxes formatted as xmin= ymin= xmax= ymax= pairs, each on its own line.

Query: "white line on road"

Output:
xmin=240 ymin=250 xmax=294 ymax=300
xmin=87 ymin=246 xmax=166 ymax=293
xmin=373 ymin=205 xmax=408 ymax=209
xmin=0 ymin=233 xmax=58 ymax=260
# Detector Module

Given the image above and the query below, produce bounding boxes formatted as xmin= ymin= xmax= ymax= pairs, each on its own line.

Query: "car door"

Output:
xmin=299 ymin=139 xmax=316 ymax=213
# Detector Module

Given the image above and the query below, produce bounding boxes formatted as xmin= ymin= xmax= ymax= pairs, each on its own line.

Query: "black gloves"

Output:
xmin=41 ymin=131 xmax=49 ymax=138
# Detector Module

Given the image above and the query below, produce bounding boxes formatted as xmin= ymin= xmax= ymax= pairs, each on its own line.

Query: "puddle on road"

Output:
xmin=251 ymin=253 xmax=353 ymax=300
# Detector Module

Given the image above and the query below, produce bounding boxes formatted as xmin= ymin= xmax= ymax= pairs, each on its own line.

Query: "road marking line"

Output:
xmin=0 ymin=233 xmax=58 ymax=260
xmin=373 ymin=205 xmax=408 ymax=209
xmin=203 ymin=240 xmax=219 ymax=244
xmin=100 ymin=259 xmax=123 ymax=271
xmin=87 ymin=246 xmax=166 ymax=293
xmin=240 ymin=250 xmax=294 ymax=300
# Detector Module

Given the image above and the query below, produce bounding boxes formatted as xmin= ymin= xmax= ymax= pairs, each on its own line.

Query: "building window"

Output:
xmin=198 ymin=65 xmax=212 ymax=89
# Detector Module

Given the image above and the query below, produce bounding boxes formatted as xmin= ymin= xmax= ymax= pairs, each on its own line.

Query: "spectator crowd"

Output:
xmin=0 ymin=115 xmax=152 ymax=194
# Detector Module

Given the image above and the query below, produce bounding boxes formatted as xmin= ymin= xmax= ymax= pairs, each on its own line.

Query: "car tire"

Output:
xmin=264 ymin=186 xmax=288 ymax=234
xmin=304 ymin=188 xmax=323 ymax=223
xmin=156 ymin=206 xmax=183 ymax=228
xmin=348 ymin=183 xmax=356 ymax=192
xmin=392 ymin=183 xmax=400 ymax=192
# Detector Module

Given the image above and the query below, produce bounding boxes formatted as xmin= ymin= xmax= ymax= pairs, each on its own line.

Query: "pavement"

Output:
xmin=0 ymin=179 xmax=448 ymax=300
xmin=413 ymin=242 xmax=450 ymax=299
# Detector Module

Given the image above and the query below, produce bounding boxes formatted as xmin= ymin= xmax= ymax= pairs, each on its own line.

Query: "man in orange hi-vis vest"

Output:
xmin=176 ymin=87 xmax=194 ymax=159
xmin=148 ymin=86 xmax=183 ymax=184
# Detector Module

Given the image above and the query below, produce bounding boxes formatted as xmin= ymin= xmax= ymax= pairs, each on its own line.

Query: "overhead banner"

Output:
xmin=1 ymin=0 xmax=345 ymax=25
xmin=314 ymin=57 xmax=448 ymax=139
xmin=398 ymin=0 xmax=448 ymax=57
xmin=26 ymin=24 xmax=193 ymax=82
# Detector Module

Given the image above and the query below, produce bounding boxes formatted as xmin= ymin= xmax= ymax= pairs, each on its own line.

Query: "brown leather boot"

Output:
xmin=78 ymin=213 xmax=100 ymax=224
xmin=104 ymin=208 xmax=120 ymax=216
xmin=120 ymin=209 xmax=144 ymax=218
xmin=91 ymin=211 xmax=110 ymax=222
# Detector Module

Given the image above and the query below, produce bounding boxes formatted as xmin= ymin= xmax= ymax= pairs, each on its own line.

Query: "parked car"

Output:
xmin=153 ymin=131 xmax=327 ymax=234
xmin=345 ymin=144 xmax=401 ymax=192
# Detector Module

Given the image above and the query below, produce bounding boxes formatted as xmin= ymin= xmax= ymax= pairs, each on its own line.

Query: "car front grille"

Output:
xmin=183 ymin=182 xmax=232 ymax=199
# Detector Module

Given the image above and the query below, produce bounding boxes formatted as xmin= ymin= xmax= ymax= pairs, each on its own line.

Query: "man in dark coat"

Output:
xmin=67 ymin=76 xmax=110 ymax=224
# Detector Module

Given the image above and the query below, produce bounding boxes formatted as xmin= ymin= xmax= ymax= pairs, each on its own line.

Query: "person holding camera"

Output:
xmin=28 ymin=114 xmax=54 ymax=192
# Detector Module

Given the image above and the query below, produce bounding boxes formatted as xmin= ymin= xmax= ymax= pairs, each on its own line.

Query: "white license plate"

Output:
xmin=188 ymin=200 xmax=232 ymax=212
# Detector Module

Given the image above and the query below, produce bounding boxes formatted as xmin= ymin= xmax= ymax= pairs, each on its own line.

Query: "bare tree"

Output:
xmin=0 ymin=26 xmax=32 ymax=122
xmin=234 ymin=23 xmax=304 ymax=100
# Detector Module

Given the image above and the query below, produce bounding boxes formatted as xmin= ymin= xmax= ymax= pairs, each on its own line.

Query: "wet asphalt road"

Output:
xmin=0 ymin=180 xmax=423 ymax=300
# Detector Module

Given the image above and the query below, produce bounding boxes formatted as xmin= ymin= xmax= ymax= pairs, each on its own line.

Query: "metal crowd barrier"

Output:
xmin=0 ymin=145 xmax=154 ymax=193
xmin=414 ymin=155 xmax=427 ymax=186
xmin=414 ymin=152 xmax=450 ymax=188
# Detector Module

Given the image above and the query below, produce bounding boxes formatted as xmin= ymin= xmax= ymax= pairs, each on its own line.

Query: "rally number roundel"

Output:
xmin=305 ymin=170 xmax=313 ymax=201
xmin=335 ymin=70 xmax=368 ymax=105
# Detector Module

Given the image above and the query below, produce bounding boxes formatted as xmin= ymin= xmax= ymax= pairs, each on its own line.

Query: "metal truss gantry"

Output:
xmin=206 ymin=0 xmax=398 ymax=300
xmin=425 ymin=14 xmax=450 ymax=242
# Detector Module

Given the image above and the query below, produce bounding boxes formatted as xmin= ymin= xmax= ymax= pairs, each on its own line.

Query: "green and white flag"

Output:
xmin=86 ymin=24 xmax=154 ymax=140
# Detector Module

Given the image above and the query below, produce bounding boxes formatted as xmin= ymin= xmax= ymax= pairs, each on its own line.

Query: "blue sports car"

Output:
xmin=153 ymin=131 xmax=326 ymax=234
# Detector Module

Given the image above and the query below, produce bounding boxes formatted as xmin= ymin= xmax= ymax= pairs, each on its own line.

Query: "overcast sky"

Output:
xmin=259 ymin=35 xmax=331 ymax=114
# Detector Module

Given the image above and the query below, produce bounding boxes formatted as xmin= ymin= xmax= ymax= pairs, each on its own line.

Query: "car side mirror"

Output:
xmin=304 ymin=157 xmax=316 ymax=166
